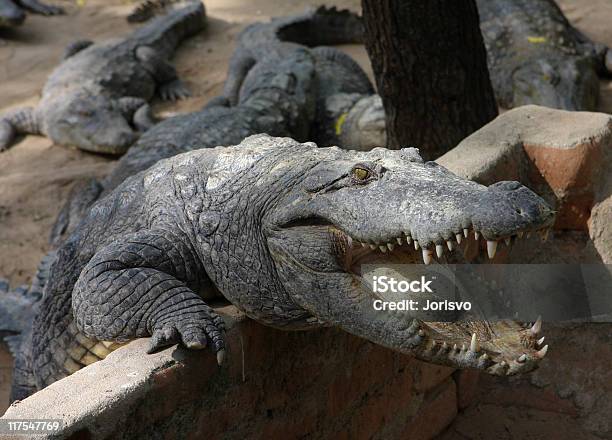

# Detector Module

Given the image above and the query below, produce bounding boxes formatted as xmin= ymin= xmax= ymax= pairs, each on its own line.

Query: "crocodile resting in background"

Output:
xmin=0 ymin=0 xmax=62 ymax=27
xmin=0 ymin=2 xmax=205 ymax=154
xmin=10 ymin=134 xmax=555 ymax=401
xmin=221 ymin=6 xmax=385 ymax=149
xmin=477 ymin=0 xmax=612 ymax=111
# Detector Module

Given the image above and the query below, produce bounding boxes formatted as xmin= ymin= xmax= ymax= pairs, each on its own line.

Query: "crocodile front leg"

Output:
xmin=72 ymin=229 xmax=226 ymax=364
xmin=0 ymin=107 xmax=42 ymax=151
xmin=117 ymin=96 xmax=157 ymax=132
xmin=136 ymin=46 xmax=191 ymax=101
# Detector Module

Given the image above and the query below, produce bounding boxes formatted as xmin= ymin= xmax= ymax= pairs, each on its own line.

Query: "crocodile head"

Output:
xmin=247 ymin=137 xmax=555 ymax=375
xmin=44 ymin=92 xmax=138 ymax=155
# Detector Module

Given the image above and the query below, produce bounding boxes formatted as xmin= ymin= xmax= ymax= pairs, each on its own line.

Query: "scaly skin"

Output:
xmin=0 ymin=0 xmax=63 ymax=27
xmin=477 ymin=0 xmax=612 ymax=110
xmin=0 ymin=2 xmax=205 ymax=154
xmin=13 ymin=134 xmax=555 ymax=401
xmin=48 ymin=48 xmax=318 ymax=247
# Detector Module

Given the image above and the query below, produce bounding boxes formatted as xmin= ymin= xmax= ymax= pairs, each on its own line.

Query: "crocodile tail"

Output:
xmin=129 ymin=0 xmax=206 ymax=58
xmin=275 ymin=6 xmax=364 ymax=47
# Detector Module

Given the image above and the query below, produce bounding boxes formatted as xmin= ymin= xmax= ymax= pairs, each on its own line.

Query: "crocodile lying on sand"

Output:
xmin=477 ymin=0 xmax=612 ymax=110
xmin=11 ymin=134 xmax=554 ymax=400
xmin=0 ymin=0 xmax=62 ymax=27
xmin=221 ymin=6 xmax=384 ymax=148
xmin=0 ymin=2 xmax=205 ymax=154
xmin=48 ymin=46 xmax=321 ymax=246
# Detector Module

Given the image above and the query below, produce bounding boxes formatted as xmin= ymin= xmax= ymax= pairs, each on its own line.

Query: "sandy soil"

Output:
xmin=0 ymin=0 xmax=610 ymax=422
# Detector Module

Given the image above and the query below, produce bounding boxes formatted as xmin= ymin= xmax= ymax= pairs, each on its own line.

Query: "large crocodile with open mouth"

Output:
xmin=0 ymin=2 xmax=205 ymax=154
xmin=10 ymin=134 xmax=554 ymax=400
xmin=0 ymin=0 xmax=62 ymax=28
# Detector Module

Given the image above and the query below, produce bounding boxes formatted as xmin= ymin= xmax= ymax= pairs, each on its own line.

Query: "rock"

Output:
xmin=453 ymin=369 xmax=480 ymax=410
xmin=437 ymin=105 xmax=611 ymax=231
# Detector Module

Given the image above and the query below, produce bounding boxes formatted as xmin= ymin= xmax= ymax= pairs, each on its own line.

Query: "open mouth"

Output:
xmin=323 ymin=223 xmax=551 ymax=375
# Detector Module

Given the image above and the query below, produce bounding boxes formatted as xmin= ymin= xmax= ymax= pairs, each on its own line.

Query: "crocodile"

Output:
xmin=477 ymin=0 xmax=612 ymax=111
xmin=0 ymin=0 xmax=62 ymax=28
xmin=47 ymin=47 xmax=318 ymax=247
xmin=221 ymin=6 xmax=381 ymax=148
xmin=11 ymin=134 xmax=555 ymax=400
xmin=0 ymin=2 xmax=205 ymax=155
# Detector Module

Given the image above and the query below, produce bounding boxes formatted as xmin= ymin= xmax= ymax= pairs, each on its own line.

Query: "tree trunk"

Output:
xmin=361 ymin=0 xmax=498 ymax=160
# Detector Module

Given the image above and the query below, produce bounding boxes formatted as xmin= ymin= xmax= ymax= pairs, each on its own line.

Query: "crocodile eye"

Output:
xmin=351 ymin=165 xmax=372 ymax=182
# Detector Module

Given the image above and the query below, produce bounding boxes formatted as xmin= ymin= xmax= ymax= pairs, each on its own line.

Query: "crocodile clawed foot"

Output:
xmin=147 ymin=309 xmax=226 ymax=365
xmin=159 ymin=79 xmax=191 ymax=101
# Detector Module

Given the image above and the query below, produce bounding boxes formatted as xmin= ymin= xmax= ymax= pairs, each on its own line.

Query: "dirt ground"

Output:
xmin=0 ymin=0 xmax=610 ymax=430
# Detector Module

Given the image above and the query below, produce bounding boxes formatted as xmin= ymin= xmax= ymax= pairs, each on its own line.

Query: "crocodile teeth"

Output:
xmin=461 ymin=344 xmax=467 ymax=352
xmin=379 ymin=245 xmax=387 ymax=253
xmin=453 ymin=344 xmax=458 ymax=352
xmin=474 ymin=231 xmax=480 ymax=240
xmin=442 ymin=342 xmax=449 ymax=351
xmin=414 ymin=240 xmax=420 ymax=250
xmin=436 ymin=244 xmax=444 ymax=258
xmin=470 ymin=333 xmax=479 ymax=352
xmin=396 ymin=237 xmax=403 ymax=245
xmin=504 ymin=237 xmax=511 ymax=246
xmin=536 ymin=344 xmax=549 ymax=358
xmin=530 ymin=316 xmax=542 ymax=335
xmin=361 ymin=242 xmax=367 ymax=248
xmin=406 ymin=236 xmax=412 ymax=244
xmin=456 ymin=233 xmax=462 ymax=244
xmin=369 ymin=244 xmax=377 ymax=250
xmin=480 ymin=353 xmax=489 ymax=361
xmin=537 ymin=336 xmax=545 ymax=346
xmin=463 ymin=228 xmax=469 ymax=238
xmin=499 ymin=361 xmax=508 ymax=368
xmin=418 ymin=329 xmax=425 ymax=337
xmin=517 ymin=354 xmax=527 ymax=363
xmin=526 ymin=231 xmax=532 ymax=238
xmin=541 ymin=229 xmax=550 ymax=241
xmin=518 ymin=231 xmax=524 ymax=238
xmin=422 ymin=249 xmax=433 ymax=265
xmin=487 ymin=240 xmax=498 ymax=259
xmin=387 ymin=243 xmax=395 ymax=251
xmin=446 ymin=240 xmax=454 ymax=251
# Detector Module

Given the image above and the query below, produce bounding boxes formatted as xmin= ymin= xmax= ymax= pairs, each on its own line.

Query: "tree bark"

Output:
xmin=361 ymin=0 xmax=498 ymax=160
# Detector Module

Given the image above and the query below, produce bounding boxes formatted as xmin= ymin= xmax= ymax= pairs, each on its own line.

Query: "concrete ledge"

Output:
xmin=2 ymin=306 xmax=462 ymax=439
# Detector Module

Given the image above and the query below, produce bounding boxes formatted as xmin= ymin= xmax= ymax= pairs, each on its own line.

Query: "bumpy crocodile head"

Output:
xmin=238 ymin=137 xmax=555 ymax=375
xmin=44 ymin=92 xmax=137 ymax=154
xmin=0 ymin=0 xmax=25 ymax=27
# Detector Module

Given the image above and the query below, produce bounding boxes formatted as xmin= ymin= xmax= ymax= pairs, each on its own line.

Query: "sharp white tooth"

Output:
xmin=461 ymin=344 xmax=467 ymax=352
xmin=453 ymin=344 xmax=458 ymax=352
xmin=470 ymin=333 xmax=479 ymax=352
xmin=442 ymin=342 xmax=449 ymax=350
xmin=500 ymin=361 xmax=508 ymax=368
xmin=504 ymin=237 xmax=511 ymax=246
xmin=387 ymin=243 xmax=395 ymax=251
xmin=414 ymin=240 xmax=420 ymax=250
xmin=463 ymin=228 xmax=469 ymax=238
xmin=537 ymin=336 xmax=545 ymax=346
xmin=418 ymin=329 xmax=425 ymax=337
xmin=530 ymin=316 xmax=542 ymax=335
xmin=526 ymin=231 xmax=532 ymax=238
xmin=447 ymin=240 xmax=454 ymax=251
xmin=487 ymin=240 xmax=498 ymax=259
xmin=436 ymin=244 xmax=444 ymax=258
xmin=361 ymin=242 xmax=367 ymax=248
xmin=518 ymin=354 xmax=527 ymax=363
xmin=406 ymin=236 xmax=412 ymax=244
xmin=480 ymin=353 xmax=489 ymax=361
xmin=369 ymin=244 xmax=377 ymax=250
xmin=474 ymin=231 xmax=480 ymax=240
xmin=541 ymin=229 xmax=549 ymax=241
xmin=396 ymin=237 xmax=403 ymax=245
xmin=536 ymin=344 xmax=549 ymax=358
xmin=422 ymin=249 xmax=432 ymax=265
xmin=518 ymin=231 xmax=524 ymax=238
xmin=379 ymin=245 xmax=387 ymax=253
xmin=456 ymin=233 xmax=462 ymax=244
